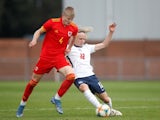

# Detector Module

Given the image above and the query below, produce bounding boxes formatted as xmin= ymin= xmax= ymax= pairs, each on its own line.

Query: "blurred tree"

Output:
xmin=0 ymin=0 xmax=62 ymax=38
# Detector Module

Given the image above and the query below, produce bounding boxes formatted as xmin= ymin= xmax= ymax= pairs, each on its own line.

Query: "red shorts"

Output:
xmin=33 ymin=55 xmax=70 ymax=74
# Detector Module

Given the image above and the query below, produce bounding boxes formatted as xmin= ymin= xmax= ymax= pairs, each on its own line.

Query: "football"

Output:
xmin=96 ymin=104 xmax=111 ymax=117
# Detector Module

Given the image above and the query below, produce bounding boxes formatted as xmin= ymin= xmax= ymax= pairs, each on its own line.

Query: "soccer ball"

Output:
xmin=96 ymin=104 xmax=111 ymax=117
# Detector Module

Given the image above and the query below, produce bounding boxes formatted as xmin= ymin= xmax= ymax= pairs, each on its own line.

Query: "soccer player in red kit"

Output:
xmin=16 ymin=6 xmax=78 ymax=117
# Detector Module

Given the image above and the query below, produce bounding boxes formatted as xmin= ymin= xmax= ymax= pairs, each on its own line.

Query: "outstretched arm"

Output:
xmin=95 ymin=23 xmax=116 ymax=51
xmin=28 ymin=27 xmax=45 ymax=48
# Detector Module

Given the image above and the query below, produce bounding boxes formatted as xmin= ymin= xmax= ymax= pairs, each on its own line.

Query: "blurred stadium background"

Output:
xmin=0 ymin=0 xmax=160 ymax=81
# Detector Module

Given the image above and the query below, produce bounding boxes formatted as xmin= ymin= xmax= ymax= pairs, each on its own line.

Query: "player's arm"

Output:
xmin=95 ymin=23 xmax=116 ymax=51
xmin=29 ymin=26 xmax=46 ymax=48
xmin=66 ymin=35 xmax=76 ymax=54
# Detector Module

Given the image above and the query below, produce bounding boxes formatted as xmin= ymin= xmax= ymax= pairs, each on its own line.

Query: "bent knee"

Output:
xmin=29 ymin=79 xmax=38 ymax=86
xmin=66 ymin=73 xmax=75 ymax=80
xmin=79 ymin=84 xmax=89 ymax=92
xmin=103 ymin=96 xmax=111 ymax=103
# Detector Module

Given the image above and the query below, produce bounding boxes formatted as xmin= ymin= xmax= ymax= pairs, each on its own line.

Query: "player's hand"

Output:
xmin=65 ymin=48 xmax=71 ymax=54
xmin=29 ymin=40 xmax=37 ymax=48
xmin=109 ymin=23 xmax=116 ymax=32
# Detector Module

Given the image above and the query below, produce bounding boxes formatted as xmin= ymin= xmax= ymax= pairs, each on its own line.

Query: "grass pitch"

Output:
xmin=0 ymin=80 xmax=160 ymax=120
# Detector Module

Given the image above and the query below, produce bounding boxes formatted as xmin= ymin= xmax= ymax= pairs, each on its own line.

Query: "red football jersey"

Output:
xmin=40 ymin=18 xmax=78 ymax=60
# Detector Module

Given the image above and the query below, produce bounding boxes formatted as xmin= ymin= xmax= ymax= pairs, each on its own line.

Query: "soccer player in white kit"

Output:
xmin=67 ymin=23 xmax=122 ymax=116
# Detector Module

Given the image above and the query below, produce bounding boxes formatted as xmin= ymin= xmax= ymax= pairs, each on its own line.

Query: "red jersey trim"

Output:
xmin=51 ymin=18 xmax=60 ymax=22
xmin=51 ymin=18 xmax=77 ymax=28
xmin=70 ymin=22 xmax=77 ymax=27
xmin=41 ymin=26 xmax=46 ymax=32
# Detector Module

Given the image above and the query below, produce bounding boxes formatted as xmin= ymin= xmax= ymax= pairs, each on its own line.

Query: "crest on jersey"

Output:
xmin=68 ymin=31 xmax=72 ymax=37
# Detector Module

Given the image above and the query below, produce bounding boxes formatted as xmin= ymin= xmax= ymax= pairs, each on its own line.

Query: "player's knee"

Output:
xmin=104 ymin=97 xmax=111 ymax=103
xmin=66 ymin=73 xmax=75 ymax=81
xmin=79 ymin=84 xmax=89 ymax=92
xmin=29 ymin=79 xmax=38 ymax=86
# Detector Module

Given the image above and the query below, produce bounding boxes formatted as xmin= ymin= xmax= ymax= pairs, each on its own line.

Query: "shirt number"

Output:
xmin=59 ymin=37 xmax=64 ymax=44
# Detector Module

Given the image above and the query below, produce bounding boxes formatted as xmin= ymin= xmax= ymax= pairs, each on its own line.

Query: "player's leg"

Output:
xmin=16 ymin=73 xmax=43 ymax=117
xmin=57 ymin=66 xmax=75 ymax=97
xmin=51 ymin=65 xmax=75 ymax=114
xmin=77 ymin=82 xmax=102 ymax=108
xmin=96 ymin=92 xmax=112 ymax=108
xmin=88 ymin=75 xmax=121 ymax=116
xmin=87 ymin=75 xmax=112 ymax=108
xmin=16 ymin=58 xmax=51 ymax=117
xmin=82 ymin=75 xmax=122 ymax=116
xmin=97 ymin=90 xmax=122 ymax=116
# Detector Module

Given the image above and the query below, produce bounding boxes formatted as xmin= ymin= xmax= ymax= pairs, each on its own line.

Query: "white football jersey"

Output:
xmin=67 ymin=44 xmax=96 ymax=79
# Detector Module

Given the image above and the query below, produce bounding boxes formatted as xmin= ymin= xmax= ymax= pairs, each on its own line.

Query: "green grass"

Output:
xmin=0 ymin=80 xmax=160 ymax=120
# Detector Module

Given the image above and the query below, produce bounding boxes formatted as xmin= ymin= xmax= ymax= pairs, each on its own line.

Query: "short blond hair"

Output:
xmin=63 ymin=6 xmax=75 ymax=18
xmin=78 ymin=26 xmax=94 ymax=33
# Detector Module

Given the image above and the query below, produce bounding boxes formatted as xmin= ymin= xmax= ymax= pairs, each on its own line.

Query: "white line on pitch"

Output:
xmin=0 ymin=106 xmax=160 ymax=112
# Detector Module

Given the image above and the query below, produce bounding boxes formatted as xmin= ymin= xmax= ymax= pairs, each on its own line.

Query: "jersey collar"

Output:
xmin=74 ymin=44 xmax=82 ymax=48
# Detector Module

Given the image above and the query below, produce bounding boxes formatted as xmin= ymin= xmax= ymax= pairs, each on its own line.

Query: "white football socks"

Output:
xmin=20 ymin=100 xmax=26 ymax=106
xmin=107 ymin=97 xmax=112 ymax=108
xmin=84 ymin=89 xmax=101 ymax=108
xmin=54 ymin=93 xmax=61 ymax=100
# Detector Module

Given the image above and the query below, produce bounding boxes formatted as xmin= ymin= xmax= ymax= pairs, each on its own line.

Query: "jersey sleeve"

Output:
xmin=71 ymin=23 xmax=78 ymax=36
xmin=42 ymin=19 xmax=53 ymax=31
xmin=73 ymin=27 xmax=78 ymax=36
xmin=86 ymin=44 xmax=96 ymax=53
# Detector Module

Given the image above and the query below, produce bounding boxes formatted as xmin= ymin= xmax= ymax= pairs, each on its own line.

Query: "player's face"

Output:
xmin=62 ymin=15 xmax=74 ymax=26
xmin=75 ymin=32 xmax=87 ymax=47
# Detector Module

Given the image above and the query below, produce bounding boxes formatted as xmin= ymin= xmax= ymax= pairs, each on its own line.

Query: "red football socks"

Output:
xmin=57 ymin=79 xmax=74 ymax=97
xmin=57 ymin=73 xmax=75 ymax=97
xmin=22 ymin=80 xmax=38 ymax=101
